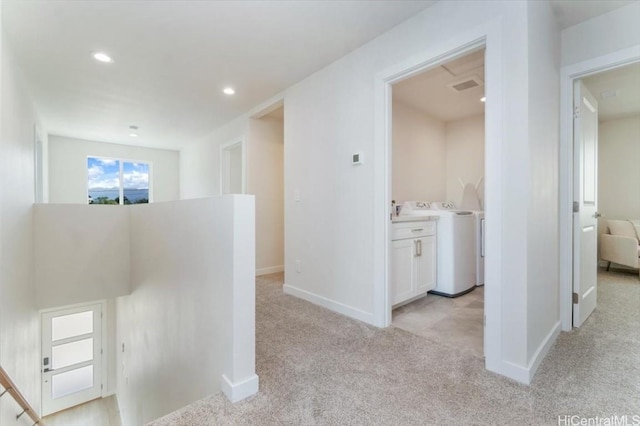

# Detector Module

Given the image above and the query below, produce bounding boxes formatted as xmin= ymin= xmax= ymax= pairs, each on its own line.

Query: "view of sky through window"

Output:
xmin=88 ymin=157 xmax=150 ymax=205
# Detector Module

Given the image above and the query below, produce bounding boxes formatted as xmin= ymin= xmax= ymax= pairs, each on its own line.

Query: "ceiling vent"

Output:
xmin=447 ymin=75 xmax=484 ymax=92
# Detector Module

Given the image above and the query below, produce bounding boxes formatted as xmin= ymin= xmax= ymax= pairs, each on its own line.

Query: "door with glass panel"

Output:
xmin=41 ymin=303 xmax=103 ymax=415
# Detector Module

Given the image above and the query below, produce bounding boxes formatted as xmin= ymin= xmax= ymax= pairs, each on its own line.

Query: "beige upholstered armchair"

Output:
xmin=600 ymin=219 xmax=640 ymax=271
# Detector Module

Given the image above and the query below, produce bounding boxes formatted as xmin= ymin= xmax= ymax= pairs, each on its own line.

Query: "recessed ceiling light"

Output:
xmin=480 ymin=96 xmax=486 ymax=102
xmin=223 ymin=87 xmax=235 ymax=95
xmin=93 ymin=52 xmax=113 ymax=63
xmin=129 ymin=133 xmax=138 ymax=137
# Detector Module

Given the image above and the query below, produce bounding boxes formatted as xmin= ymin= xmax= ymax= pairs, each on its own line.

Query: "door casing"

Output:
xmin=373 ymin=19 xmax=505 ymax=379
xmin=40 ymin=300 xmax=108 ymax=416
xmin=219 ymin=139 xmax=246 ymax=195
xmin=572 ymin=80 xmax=599 ymax=327
xmin=559 ymin=46 xmax=640 ymax=331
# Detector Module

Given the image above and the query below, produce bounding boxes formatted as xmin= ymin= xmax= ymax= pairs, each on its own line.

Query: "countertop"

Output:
xmin=391 ymin=215 xmax=439 ymax=223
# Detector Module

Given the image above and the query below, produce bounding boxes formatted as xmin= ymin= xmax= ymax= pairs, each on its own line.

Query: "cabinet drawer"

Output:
xmin=392 ymin=221 xmax=435 ymax=240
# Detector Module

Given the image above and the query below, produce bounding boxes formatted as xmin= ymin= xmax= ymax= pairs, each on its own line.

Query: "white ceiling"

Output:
xmin=2 ymin=0 xmax=435 ymax=150
xmin=550 ymin=0 xmax=636 ymax=29
xmin=392 ymin=49 xmax=485 ymax=123
xmin=583 ymin=62 xmax=640 ymax=122
xmin=4 ymin=1 xmax=635 ymax=150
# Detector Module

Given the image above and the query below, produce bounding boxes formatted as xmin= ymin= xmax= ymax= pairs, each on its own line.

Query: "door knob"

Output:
xmin=593 ymin=212 xmax=602 ymax=218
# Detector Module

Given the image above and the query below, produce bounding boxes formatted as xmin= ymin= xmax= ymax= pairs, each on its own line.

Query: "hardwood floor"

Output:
xmin=43 ymin=395 xmax=121 ymax=426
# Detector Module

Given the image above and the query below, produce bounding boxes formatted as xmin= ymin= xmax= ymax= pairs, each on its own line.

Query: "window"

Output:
xmin=87 ymin=157 xmax=150 ymax=205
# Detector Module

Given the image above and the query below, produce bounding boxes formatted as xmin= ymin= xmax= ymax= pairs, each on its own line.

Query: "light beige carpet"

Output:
xmin=150 ymin=270 xmax=640 ymax=425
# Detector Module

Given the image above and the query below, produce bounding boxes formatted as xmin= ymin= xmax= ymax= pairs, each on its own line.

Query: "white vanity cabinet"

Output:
xmin=391 ymin=220 xmax=437 ymax=306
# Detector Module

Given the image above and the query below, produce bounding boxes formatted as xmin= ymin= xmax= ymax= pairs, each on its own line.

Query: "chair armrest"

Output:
xmin=600 ymin=234 xmax=639 ymax=268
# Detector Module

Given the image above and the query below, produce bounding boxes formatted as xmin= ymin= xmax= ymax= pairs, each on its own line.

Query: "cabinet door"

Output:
xmin=391 ymin=239 xmax=415 ymax=305
xmin=415 ymin=235 xmax=436 ymax=294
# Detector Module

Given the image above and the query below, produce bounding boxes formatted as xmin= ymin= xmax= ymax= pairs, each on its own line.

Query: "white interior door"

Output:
xmin=572 ymin=80 xmax=599 ymax=327
xmin=41 ymin=303 xmax=103 ymax=416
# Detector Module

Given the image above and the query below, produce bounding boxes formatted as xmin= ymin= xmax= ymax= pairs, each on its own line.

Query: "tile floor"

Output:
xmin=42 ymin=395 xmax=121 ymax=426
xmin=392 ymin=286 xmax=484 ymax=358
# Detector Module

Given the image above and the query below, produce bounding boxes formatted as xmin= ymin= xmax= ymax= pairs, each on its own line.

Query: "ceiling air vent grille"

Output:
xmin=447 ymin=75 xmax=484 ymax=92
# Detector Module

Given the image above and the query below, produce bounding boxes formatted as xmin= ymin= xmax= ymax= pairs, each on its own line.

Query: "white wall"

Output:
xmin=247 ymin=117 xmax=284 ymax=275
xmin=526 ymin=0 xmax=561 ymax=364
xmin=445 ymin=114 xmax=485 ymax=206
xmin=180 ymin=104 xmax=285 ymax=277
xmin=392 ymin=104 xmax=485 ymax=207
xmin=48 ymin=135 xmax=179 ymax=204
xmin=561 ymin=2 xmax=640 ymax=67
xmin=391 ymin=100 xmax=446 ymax=204
xmin=33 ymin=204 xmax=131 ymax=309
xmin=105 ymin=299 xmax=117 ymax=396
xmin=34 ymin=204 xmax=131 ymax=398
xmin=284 ymin=0 xmax=532 ymax=349
xmin=181 ymin=0 xmax=560 ymax=382
xmin=117 ymin=196 xmax=257 ymax=425
xmin=598 ymin=115 xmax=640 ymax=228
xmin=0 ymin=28 xmax=43 ymax=422
xmin=180 ymin=116 xmax=249 ymax=199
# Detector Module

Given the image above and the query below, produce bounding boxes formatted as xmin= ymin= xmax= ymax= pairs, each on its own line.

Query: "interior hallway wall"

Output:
xmin=445 ymin=114 xmax=485 ymax=207
xmin=180 ymin=116 xmax=249 ymax=199
xmin=181 ymin=0 xmax=563 ymax=382
xmin=598 ymin=115 xmax=640 ymax=235
xmin=117 ymin=196 xmax=256 ymax=425
xmin=33 ymin=204 xmax=131 ymax=309
xmin=391 ymin=99 xmax=446 ymax=204
xmin=561 ymin=2 xmax=640 ymax=67
xmin=247 ymin=116 xmax=284 ymax=275
xmin=283 ymin=0 xmax=534 ymax=364
xmin=48 ymin=135 xmax=180 ymax=204
xmin=526 ymin=0 xmax=561 ymax=364
xmin=0 ymin=29 xmax=43 ymax=421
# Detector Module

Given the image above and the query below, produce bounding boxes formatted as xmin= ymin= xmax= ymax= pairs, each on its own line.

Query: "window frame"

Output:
xmin=86 ymin=155 xmax=153 ymax=205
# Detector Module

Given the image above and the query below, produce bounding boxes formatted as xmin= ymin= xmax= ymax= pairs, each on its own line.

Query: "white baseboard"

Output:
xmin=496 ymin=361 xmax=531 ymax=385
xmin=221 ymin=374 xmax=259 ymax=403
xmin=527 ymin=321 xmax=561 ymax=382
xmin=283 ymin=284 xmax=375 ymax=325
xmin=256 ymin=265 xmax=284 ymax=276
xmin=490 ymin=321 xmax=561 ymax=385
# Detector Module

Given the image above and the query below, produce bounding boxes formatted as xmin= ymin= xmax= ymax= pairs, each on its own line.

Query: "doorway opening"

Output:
xmin=41 ymin=301 xmax=106 ymax=416
xmin=248 ymin=103 xmax=285 ymax=278
xmin=220 ymin=140 xmax=246 ymax=195
xmin=388 ymin=48 xmax=486 ymax=359
xmin=567 ymin=61 xmax=640 ymax=328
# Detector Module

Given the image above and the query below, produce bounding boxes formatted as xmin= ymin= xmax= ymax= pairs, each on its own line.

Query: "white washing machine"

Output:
xmin=400 ymin=201 xmax=477 ymax=297
xmin=432 ymin=202 xmax=484 ymax=287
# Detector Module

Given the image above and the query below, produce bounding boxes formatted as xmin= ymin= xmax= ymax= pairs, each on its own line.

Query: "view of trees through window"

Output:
xmin=87 ymin=157 xmax=150 ymax=205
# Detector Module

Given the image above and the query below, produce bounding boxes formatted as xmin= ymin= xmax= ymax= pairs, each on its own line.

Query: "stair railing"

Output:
xmin=0 ymin=366 xmax=44 ymax=425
